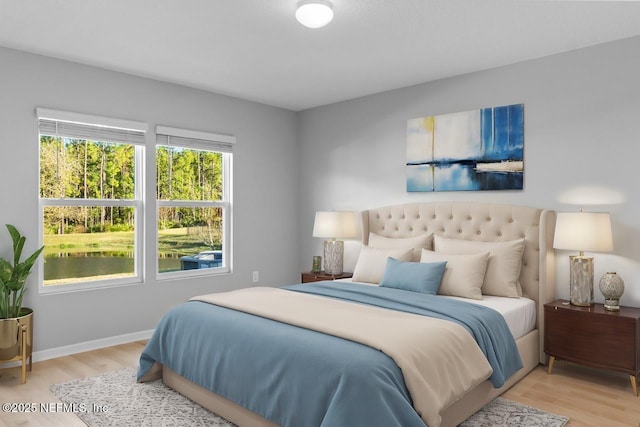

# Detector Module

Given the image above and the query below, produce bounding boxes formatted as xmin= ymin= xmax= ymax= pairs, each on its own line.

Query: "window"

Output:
xmin=155 ymin=126 xmax=233 ymax=277
xmin=37 ymin=110 xmax=233 ymax=292
xmin=37 ymin=109 xmax=146 ymax=292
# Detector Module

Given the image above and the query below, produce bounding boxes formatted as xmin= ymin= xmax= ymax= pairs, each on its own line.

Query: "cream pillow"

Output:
xmin=420 ymin=249 xmax=489 ymax=300
xmin=352 ymin=246 xmax=414 ymax=284
xmin=434 ymin=235 xmax=525 ymax=298
xmin=368 ymin=232 xmax=433 ymax=262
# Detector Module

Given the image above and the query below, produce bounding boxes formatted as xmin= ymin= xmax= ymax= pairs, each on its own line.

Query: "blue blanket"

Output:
xmin=286 ymin=281 xmax=522 ymax=388
xmin=138 ymin=282 xmax=522 ymax=427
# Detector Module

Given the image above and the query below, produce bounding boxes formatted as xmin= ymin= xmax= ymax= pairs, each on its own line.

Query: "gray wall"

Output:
xmin=3 ymin=34 xmax=640 ymax=355
xmin=0 ymin=47 xmax=300 ymax=352
xmin=298 ymin=36 xmax=640 ymax=307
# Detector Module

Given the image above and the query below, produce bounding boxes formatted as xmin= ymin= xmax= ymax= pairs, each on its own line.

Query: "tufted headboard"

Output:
xmin=360 ymin=202 xmax=555 ymax=362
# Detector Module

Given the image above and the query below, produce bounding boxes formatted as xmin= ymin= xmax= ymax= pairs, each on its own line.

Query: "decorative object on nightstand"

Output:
xmin=312 ymin=211 xmax=357 ymax=275
xmin=553 ymin=211 xmax=613 ymax=306
xmin=312 ymin=256 xmax=322 ymax=273
xmin=599 ymin=272 xmax=625 ymax=311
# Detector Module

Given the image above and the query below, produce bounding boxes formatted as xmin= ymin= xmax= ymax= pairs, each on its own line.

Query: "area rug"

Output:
xmin=459 ymin=397 xmax=569 ymax=427
xmin=51 ymin=368 xmax=569 ymax=426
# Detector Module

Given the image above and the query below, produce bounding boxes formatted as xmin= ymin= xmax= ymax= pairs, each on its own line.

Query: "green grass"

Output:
xmin=158 ymin=230 xmax=214 ymax=256
xmin=44 ymin=231 xmax=134 ymax=255
xmin=44 ymin=228 xmax=215 ymax=257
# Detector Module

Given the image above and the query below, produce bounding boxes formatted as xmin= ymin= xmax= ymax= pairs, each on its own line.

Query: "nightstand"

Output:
xmin=544 ymin=299 xmax=640 ymax=396
xmin=301 ymin=271 xmax=353 ymax=283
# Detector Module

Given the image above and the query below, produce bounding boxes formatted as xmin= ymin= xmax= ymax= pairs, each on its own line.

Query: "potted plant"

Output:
xmin=0 ymin=225 xmax=43 ymax=362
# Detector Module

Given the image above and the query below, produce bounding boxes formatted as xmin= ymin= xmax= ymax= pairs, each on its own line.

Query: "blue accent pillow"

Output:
xmin=379 ymin=257 xmax=447 ymax=294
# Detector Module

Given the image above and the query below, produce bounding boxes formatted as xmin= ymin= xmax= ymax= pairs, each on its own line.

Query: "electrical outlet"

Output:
xmin=252 ymin=271 xmax=259 ymax=282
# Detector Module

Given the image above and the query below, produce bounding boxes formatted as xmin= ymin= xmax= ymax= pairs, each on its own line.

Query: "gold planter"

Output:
xmin=0 ymin=308 xmax=33 ymax=384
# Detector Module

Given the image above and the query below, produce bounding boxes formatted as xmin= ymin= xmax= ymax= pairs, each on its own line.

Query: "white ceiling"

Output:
xmin=2 ymin=0 xmax=640 ymax=111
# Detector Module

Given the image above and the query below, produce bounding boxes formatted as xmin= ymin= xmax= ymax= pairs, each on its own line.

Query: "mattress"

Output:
xmin=440 ymin=295 xmax=536 ymax=340
xmin=337 ymin=279 xmax=536 ymax=340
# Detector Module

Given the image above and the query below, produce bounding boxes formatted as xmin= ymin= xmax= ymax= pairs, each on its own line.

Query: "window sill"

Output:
xmin=39 ymin=276 xmax=143 ymax=295
xmin=156 ymin=267 xmax=231 ymax=282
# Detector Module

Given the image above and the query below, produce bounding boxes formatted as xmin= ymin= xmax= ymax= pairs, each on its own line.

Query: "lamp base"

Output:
xmin=569 ymin=255 xmax=594 ymax=306
xmin=323 ymin=240 xmax=344 ymax=275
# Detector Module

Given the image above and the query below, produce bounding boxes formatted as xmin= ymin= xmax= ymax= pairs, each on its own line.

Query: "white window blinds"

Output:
xmin=156 ymin=125 xmax=235 ymax=153
xmin=36 ymin=108 xmax=147 ymax=145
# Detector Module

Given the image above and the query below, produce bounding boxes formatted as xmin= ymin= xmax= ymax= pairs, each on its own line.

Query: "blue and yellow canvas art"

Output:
xmin=407 ymin=104 xmax=524 ymax=192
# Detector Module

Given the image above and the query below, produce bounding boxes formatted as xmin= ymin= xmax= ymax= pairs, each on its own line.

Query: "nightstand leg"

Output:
xmin=631 ymin=375 xmax=638 ymax=397
xmin=547 ymin=356 xmax=555 ymax=374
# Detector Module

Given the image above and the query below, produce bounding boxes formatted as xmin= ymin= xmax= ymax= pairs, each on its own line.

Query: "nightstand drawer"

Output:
xmin=545 ymin=305 xmax=637 ymax=371
xmin=301 ymin=271 xmax=352 ymax=283
xmin=303 ymin=274 xmax=329 ymax=283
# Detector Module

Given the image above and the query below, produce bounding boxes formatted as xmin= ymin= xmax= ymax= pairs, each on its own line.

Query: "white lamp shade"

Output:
xmin=296 ymin=0 xmax=334 ymax=29
xmin=313 ymin=211 xmax=358 ymax=239
xmin=553 ymin=212 xmax=613 ymax=253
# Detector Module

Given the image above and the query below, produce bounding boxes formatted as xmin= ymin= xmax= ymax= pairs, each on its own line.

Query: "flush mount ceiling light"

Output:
xmin=295 ymin=0 xmax=334 ymax=29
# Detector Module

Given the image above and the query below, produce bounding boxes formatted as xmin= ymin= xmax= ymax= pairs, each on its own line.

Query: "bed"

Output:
xmin=138 ymin=201 xmax=556 ymax=427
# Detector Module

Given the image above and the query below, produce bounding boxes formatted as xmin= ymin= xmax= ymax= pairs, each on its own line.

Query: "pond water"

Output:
xmin=43 ymin=252 xmax=182 ymax=280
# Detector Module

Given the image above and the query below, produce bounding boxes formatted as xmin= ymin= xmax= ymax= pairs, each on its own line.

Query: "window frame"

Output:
xmin=36 ymin=108 xmax=147 ymax=294
xmin=36 ymin=110 xmax=235 ymax=292
xmin=154 ymin=126 xmax=234 ymax=280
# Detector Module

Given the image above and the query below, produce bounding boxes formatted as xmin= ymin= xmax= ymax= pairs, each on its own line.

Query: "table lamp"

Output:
xmin=553 ymin=211 xmax=613 ymax=306
xmin=312 ymin=211 xmax=357 ymax=275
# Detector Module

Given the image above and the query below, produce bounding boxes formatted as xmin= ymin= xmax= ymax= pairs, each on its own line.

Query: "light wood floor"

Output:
xmin=503 ymin=361 xmax=640 ymax=427
xmin=0 ymin=342 xmax=638 ymax=426
xmin=0 ymin=341 xmax=146 ymax=427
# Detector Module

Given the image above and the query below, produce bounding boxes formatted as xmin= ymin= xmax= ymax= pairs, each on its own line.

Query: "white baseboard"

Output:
xmin=1 ymin=329 xmax=154 ymax=368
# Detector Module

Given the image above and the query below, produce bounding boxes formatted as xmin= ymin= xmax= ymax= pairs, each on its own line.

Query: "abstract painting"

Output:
xmin=407 ymin=103 xmax=524 ymax=192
